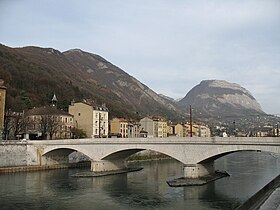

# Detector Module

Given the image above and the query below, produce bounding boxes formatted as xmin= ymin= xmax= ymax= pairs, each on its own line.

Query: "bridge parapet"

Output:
xmin=25 ymin=137 xmax=280 ymax=145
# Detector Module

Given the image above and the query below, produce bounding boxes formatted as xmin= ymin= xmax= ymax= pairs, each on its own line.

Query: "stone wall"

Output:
xmin=0 ymin=142 xmax=28 ymax=167
xmin=0 ymin=142 xmax=88 ymax=168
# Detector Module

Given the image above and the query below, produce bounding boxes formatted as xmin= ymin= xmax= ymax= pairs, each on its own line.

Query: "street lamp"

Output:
xmin=233 ymin=120 xmax=236 ymax=137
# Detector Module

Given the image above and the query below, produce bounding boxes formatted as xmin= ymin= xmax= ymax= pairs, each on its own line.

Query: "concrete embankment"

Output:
xmin=235 ymin=173 xmax=280 ymax=210
xmin=0 ymin=162 xmax=91 ymax=173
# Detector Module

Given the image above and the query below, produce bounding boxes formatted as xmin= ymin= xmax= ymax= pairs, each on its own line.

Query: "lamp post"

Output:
xmin=233 ymin=120 xmax=236 ymax=137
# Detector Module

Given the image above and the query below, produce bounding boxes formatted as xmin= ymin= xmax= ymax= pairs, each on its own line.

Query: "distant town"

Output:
xmin=0 ymin=79 xmax=279 ymax=140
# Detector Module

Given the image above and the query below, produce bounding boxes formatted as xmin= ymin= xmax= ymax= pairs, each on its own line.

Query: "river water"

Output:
xmin=0 ymin=151 xmax=280 ymax=210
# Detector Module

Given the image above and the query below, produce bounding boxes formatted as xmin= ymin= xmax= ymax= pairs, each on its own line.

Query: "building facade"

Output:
xmin=128 ymin=121 xmax=140 ymax=138
xmin=110 ymin=118 xmax=128 ymax=138
xmin=24 ymin=106 xmax=74 ymax=140
xmin=139 ymin=117 xmax=158 ymax=138
xmin=167 ymin=124 xmax=176 ymax=137
xmin=69 ymin=101 xmax=109 ymax=138
xmin=175 ymin=123 xmax=187 ymax=137
xmin=158 ymin=120 xmax=168 ymax=138
xmin=198 ymin=125 xmax=211 ymax=137
xmin=185 ymin=123 xmax=211 ymax=137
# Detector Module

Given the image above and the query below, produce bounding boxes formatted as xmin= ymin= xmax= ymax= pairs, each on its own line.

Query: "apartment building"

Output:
xmin=69 ymin=100 xmax=109 ymax=138
xmin=110 ymin=118 xmax=128 ymax=138
xmin=24 ymin=106 xmax=74 ymax=140
xmin=175 ymin=123 xmax=187 ymax=137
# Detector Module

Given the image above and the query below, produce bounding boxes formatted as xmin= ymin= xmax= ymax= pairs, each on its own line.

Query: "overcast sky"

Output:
xmin=1 ymin=0 xmax=280 ymax=114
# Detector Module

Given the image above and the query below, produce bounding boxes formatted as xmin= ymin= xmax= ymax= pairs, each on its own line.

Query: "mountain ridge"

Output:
xmin=0 ymin=43 xmax=182 ymax=119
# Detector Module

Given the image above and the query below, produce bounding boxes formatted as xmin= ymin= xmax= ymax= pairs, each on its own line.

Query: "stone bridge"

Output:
xmin=28 ymin=137 xmax=280 ymax=178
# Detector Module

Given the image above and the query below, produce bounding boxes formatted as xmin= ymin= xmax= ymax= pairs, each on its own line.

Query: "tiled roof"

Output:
xmin=80 ymin=100 xmax=109 ymax=112
xmin=25 ymin=106 xmax=73 ymax=116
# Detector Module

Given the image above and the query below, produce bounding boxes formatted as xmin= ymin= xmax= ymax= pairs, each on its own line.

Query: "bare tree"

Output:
xmin=3 ymin=111 xmax=13 ymax=140
xmin=11 ymin=113 xmax=24 ymax=140
xmin=47 ymin=115 xmax=60 ymax=140
xmin=39 ymin=115 xmax=60 ymax=140
xmin=40 ymin=115 xmax=49 ymax=140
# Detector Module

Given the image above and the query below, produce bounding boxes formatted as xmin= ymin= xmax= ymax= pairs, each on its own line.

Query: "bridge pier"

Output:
xmin=183 ymin=162 xmax=215 ymax=178
xmin=91 ymin=160 xmax=127 ymax=172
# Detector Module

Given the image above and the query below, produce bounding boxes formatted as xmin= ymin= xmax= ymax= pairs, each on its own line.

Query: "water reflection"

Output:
xmin=0 ymin=151 xmax=279 ymax=210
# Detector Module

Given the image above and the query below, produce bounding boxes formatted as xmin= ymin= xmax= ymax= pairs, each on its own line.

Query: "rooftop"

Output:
xmin=25 ymin=106 xmax=73 ymax=117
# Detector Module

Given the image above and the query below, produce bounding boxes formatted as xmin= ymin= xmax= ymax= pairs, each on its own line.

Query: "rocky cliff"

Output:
xmin=178 ymin=80 xmax=265 ymax=118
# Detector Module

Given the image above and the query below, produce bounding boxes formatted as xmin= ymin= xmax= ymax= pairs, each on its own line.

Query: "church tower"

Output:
xmin=51 ymin=93 xmax=58 ymax=107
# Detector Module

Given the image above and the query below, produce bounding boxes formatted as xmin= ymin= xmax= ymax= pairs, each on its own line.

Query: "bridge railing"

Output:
xmin=11 ymin=137 xmax=280 ymax=145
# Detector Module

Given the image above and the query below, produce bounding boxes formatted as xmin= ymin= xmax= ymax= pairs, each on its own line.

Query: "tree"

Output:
xmin=3 ymin=110 xmax=13 ymax=140
xmin=47 ymin=115 xmax=60 ymax=140
xmin=39 ymin=115 xmax=60 ymax=140
xmin=71 ymin=127 xmax=87 ymax=139
xmin=11 ymin=113 xmax=24 ymax=140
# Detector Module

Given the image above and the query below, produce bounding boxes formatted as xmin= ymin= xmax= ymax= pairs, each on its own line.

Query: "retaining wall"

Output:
xmin=0 ymin=142 xmax=28 ymax=167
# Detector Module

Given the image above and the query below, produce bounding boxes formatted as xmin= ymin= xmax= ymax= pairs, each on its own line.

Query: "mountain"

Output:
xmin=177 ymin=80 xmax=280 ymax=134
xmin=178 ymin=80 xmax=265 ymax=118
xmin=158 ymin=94 xmax=175 ymax=102
xmin=0 ymin=44 xmax=182 ymax=119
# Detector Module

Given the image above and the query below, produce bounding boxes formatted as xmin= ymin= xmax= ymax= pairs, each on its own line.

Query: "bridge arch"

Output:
xmin=99 ymin=146 xmax=185 ymax=164
xmin=41 ymin=146 xmax=94 ymax=166
xmin=42 ymin=146 xmax=93 ymax=160
xmin=195 ymin=145 xmax=279 ymax=164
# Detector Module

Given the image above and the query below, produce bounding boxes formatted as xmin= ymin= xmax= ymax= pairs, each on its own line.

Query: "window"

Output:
xmin=78 ymin=113 xmax=81 ymax=116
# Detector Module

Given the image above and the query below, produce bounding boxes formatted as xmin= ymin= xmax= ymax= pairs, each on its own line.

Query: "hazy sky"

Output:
xmin=1 ymin=0 xmax=280 ymax=114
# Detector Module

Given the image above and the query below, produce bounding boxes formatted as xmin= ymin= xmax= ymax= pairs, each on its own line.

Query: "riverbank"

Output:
xmin=167 ymin=170 xmax=230 ymax=187
xmin=235 ymin=173 xmax=280 ymax=210
xmin=0 ymin=161 xmax=90 ymax=173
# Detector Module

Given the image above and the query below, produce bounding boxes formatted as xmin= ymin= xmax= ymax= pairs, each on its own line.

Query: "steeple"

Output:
xmin=51 ymin=93 xmax=58 ymax=107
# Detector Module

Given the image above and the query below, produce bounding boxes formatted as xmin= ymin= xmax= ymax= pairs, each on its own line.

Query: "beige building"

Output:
xmin=0 ymin=80 xmax=6 ymax=130
xmin=198 ymin=125 xmax=211 ymax=137
xmin=139 ymin=117 xmax=158 ymax=138
xmin=185 ymin=123 xmax=211 ymax=137
xmin=158 ymin=120 xmax=168 ymax=138
xmin=24 ymin=106 xmax=74 ymax=140
xmin=110 ymin=118 xmax=128 ymax=138
xmin=128 ymin=121 xmax=140 ymax=138
xmin=69 ymin=101 xmax=109 ymax=138
xmin=175 ymin=123 xmax=187 ymax=137
xmin=139 ymin=116 xmax=167 ymax=138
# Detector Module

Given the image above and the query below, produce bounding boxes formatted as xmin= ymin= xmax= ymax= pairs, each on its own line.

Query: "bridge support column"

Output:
xmin=183 ymin=162 xmax=215 ymax=178
xmin=91 ymin=160 xmax=127 ymax=172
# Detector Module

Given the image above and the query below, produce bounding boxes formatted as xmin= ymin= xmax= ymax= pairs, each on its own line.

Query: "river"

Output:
xmin=0 ymin=151 xmax=279 ymax=210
